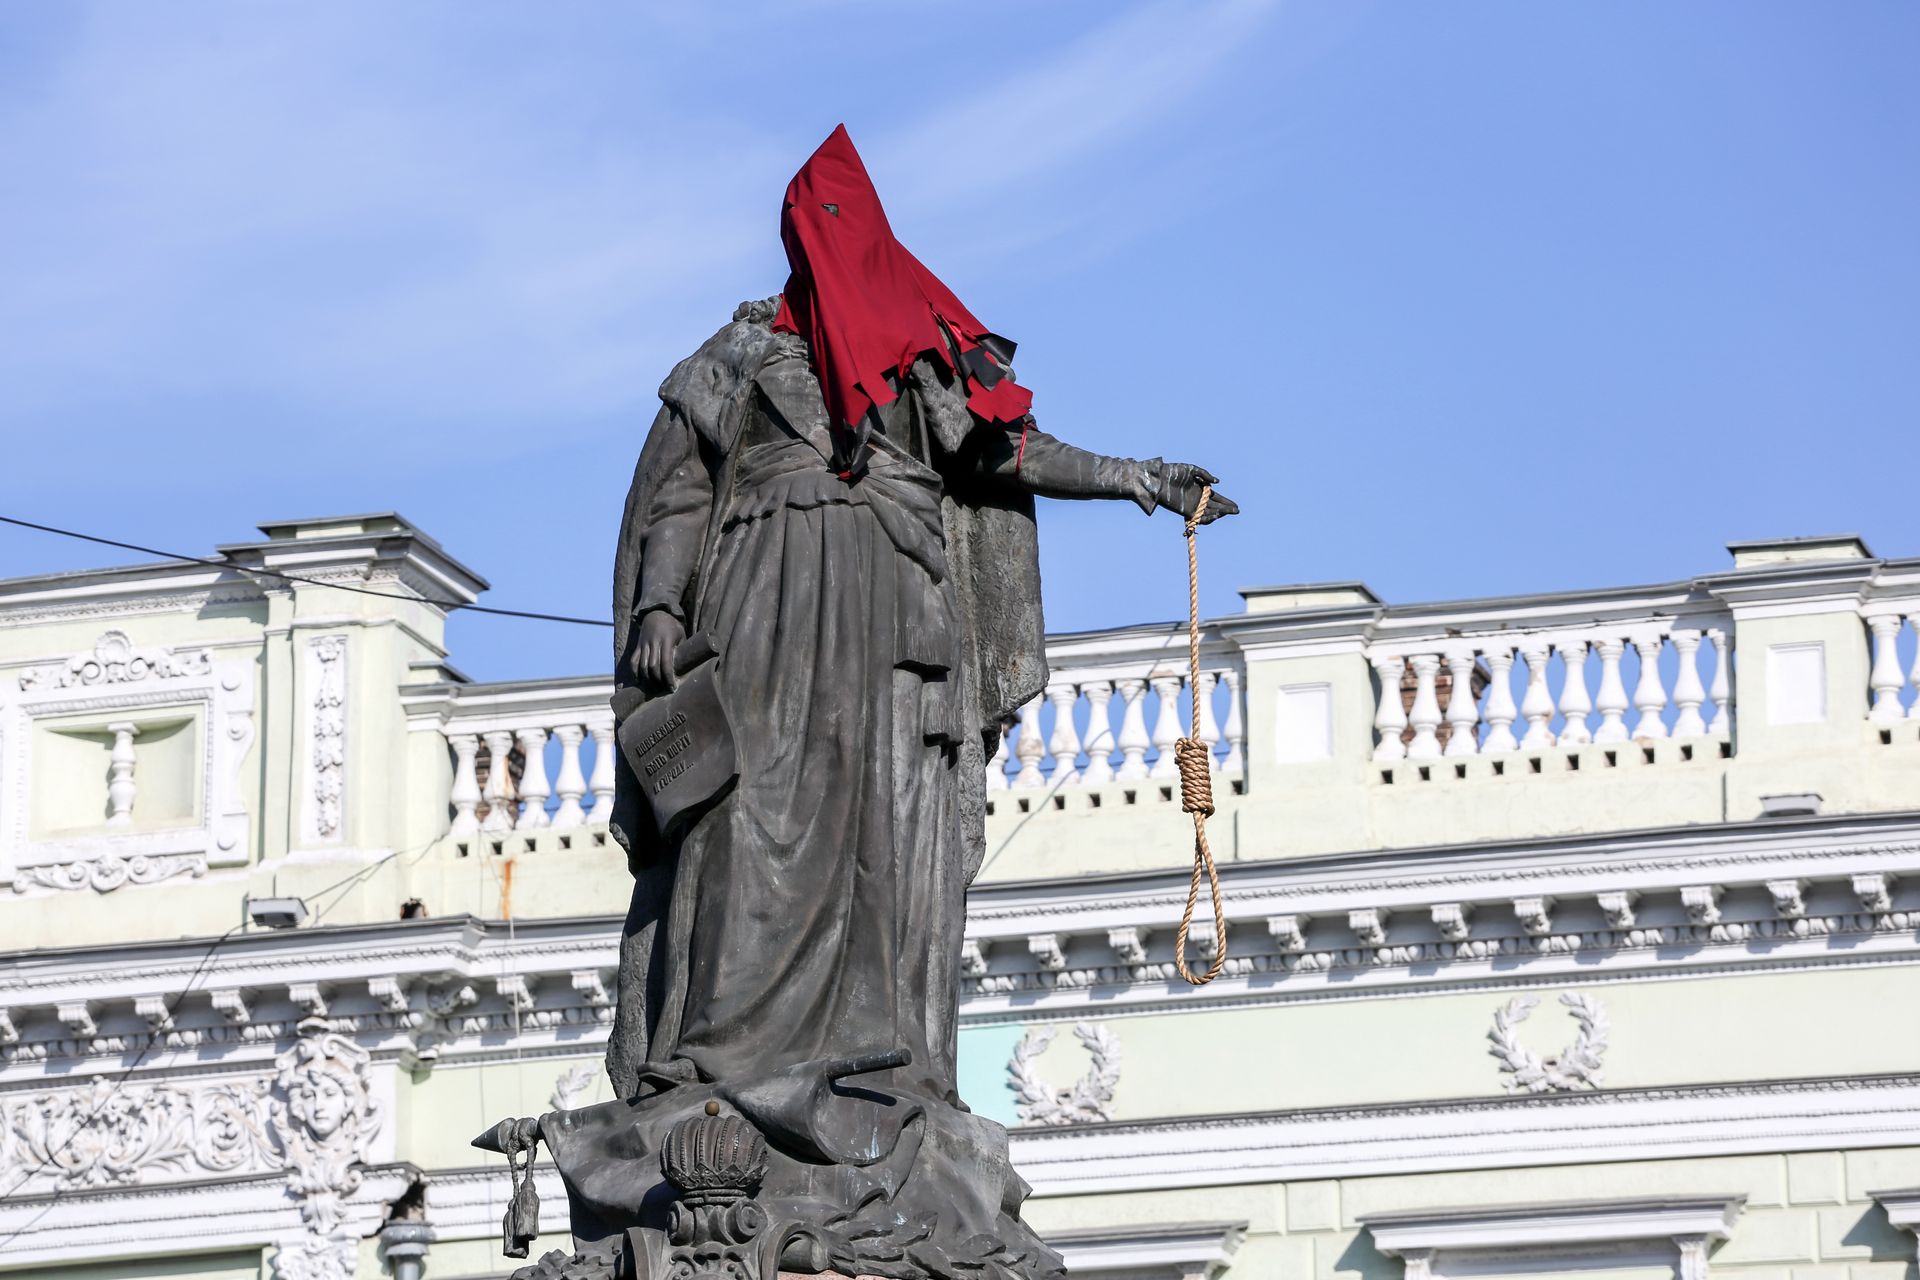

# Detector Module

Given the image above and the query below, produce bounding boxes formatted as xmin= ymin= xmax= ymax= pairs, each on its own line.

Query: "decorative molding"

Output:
xmin=1766 ymin=878 xmax=1808 ymax=918
xmin=306 ymin=635 xmax=348 ymax=844
xmin=1855 ymin=871 xmax=1897 ymax=913
xmin=4 ymin=629 xmax=258 ymax=889
xmin=1006 ymin=1074 xmax=1918 ymax=1196
xmin=1267 ymin=914 xmax=1309 ymax=953
xmin=1045 ymin=1220 xmax=1246 ymax=1280
xmin=1597 ymin=890 xmax=1639 ymax=928
xmin=1361 ymin=1195 xmax=1744 ymax=1280
xmin=1513 ymin=896 xmax=1554 ymax=937
xmin=1 ymin=1026 xmax=377 ymax=1212
xmin=1107 ymin=927 xmax=1150 ymax=965
xmin=1431 ymin=903 xmax=1472 ymax=943
xmin=11 ymin=853 xmax=207 ymax=894
xmin=16 ymin=630 xmax=210 ymax=691
xmin=1029 ymin=933 xmax=1068 ymax=972
xmin=1681 ymin=885 xmax=1723 ymax=926
xmin=1009 ymin=1023 xmax=1123 ymax=1126
xmin=1488 ymin=994 xmax=1608 ymax=1093
xmin=1872 ymin=1186 xmax=1920 ymax=1239
xmin=1348 ymin=907 xmax=1389 ymax=947
xmin=3 ymin=1073 xmax=269 ymax=1188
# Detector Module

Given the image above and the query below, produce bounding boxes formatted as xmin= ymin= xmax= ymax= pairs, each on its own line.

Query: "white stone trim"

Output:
xmin=0 ymin=1163 xmax=415 ymax=1273
xmin=1873 ymin=1186 xmax=1920 ymax=1239
xmin=1045 ymin=1220 xmax=1246 ymax=1280
xmin=1360 ymin=1195 xmax=1744 ymax=1280
xmin=1008 ymin=1075 xmax=1919 ymax=1196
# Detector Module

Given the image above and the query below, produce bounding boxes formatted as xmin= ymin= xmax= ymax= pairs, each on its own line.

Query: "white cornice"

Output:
xmin=1359 ymin=1194 xmax=1744 ymax=1279
xmin=1010 ymin=1074 xmax=1917 ymax=1197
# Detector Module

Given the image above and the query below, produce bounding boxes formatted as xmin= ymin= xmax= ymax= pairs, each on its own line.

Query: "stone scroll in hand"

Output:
xmin=612 ymin=632 xmax=737 ymax=839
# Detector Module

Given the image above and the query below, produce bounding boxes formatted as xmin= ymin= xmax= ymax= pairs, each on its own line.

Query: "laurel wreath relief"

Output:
xmin=1487 ymin=993 xmax=1609 ymax=1093
xmin=1007 ymin=1022 xmax=1123 ymax=1125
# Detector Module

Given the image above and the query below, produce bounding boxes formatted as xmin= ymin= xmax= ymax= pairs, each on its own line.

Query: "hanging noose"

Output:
xmin=1172 ymin=486 xmax=1227 ymax=985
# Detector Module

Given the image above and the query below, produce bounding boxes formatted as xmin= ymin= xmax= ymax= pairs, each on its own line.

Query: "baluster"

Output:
xmin=1869 ymin=615 xmax=1906 ymax=724
xmin=1442 ymin=647 xmax=1480 ymax=757
xmin=1044 ymin=682 xmax=1083 ymax=785
xmin=1219 ymin=670 xmax=1246 ymax=775
xmin=1904 ymin=617 xmax=1920 ymax=725
xmin=1630 ymin=631 xmax=1670 ymax=740
xmin=1708 ymin=629 xmax=1734 ymax=735
xmin=1519 ymin=640 xmax=1555 ymax=749
xmin=1079 ymin=681 xmax=1116 ymax=783
xmin=480 ymin=730 xmax=517 ymax=832
xmin=514 ymin=727 xmax=551 ymax=829
xmin=1194 ymin=671 xmax=1222 ymax=769
xmin=1406 ymin=654 xmax=1443 ymax=760
xmin=587 ymin=723 xmax=616 ymax=823
xmin=106 ymin=722 xmax=139 ymax=825
xmin=1593 ymin=637 xmax=1630 ymax=744
xmin=1149 ymin=672 xmax=1185 ymax=778
xmin=984 ymin=725 xmax=1011 ymax=790
xmin=1671 ymin=630 xmax=1708 ymax=737
xmin=448 ymin=733 xmax=481 ymax=834
xmin=1012 ymin=696 xmax=1047 ymax=788
xmin=1481 ymin=645 xmax=1519 ymax=753
xmin=1556 ymin=637 xmax=1593 ymax=745
xmin=1371 ymin=655 xmax=1408 ymax=762
xmin=550 ymin=725 xmax=587 ymax=830
xmin=1115 ymin=678 xmax=1152 ymax=781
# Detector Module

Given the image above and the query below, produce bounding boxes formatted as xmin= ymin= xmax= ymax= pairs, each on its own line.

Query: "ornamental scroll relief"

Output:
xmin=1 ymin=1028 xmax=382 ymax=1280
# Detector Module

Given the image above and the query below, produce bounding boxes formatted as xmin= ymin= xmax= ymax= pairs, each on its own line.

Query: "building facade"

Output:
xmin=2 ymin=514 xmax=1918 ymax=1280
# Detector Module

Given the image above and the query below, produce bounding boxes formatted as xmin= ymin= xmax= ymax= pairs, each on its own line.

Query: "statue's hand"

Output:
xmin=632 ymin=610 xmax=686 ymax=688
xmin=1155 ymin=463 xmax=1239 ymax=524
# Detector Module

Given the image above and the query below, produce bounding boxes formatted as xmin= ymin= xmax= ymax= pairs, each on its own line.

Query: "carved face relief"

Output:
xmin=294 ymin=1071 xmax=349 ymax=1140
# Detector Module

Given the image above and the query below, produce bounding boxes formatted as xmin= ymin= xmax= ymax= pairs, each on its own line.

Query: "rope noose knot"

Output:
xmin=1173 ymin=738 xmax=1214 ymax=816
xmin=1172 ymin=482 xmax=1227 ymax=987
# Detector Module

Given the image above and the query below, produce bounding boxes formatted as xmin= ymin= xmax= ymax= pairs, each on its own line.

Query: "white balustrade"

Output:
xmin=982 ymin=663 xmax=1249 ymax=795
xmin=1365 ymin=618 xmax=1734 ymax=764
xmin=411 ymin=675 xmax=619 ymax=839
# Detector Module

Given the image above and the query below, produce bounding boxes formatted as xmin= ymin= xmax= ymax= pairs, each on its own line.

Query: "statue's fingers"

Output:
xmin=1196 ymin=466 xmax=1220 ymax=486
xmin=1199 ymin=493 xmax=1238 ymax=522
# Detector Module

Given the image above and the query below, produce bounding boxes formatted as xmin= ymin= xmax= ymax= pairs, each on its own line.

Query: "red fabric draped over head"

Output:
xmin=772 ymin=125 xmax=1033 ymax=449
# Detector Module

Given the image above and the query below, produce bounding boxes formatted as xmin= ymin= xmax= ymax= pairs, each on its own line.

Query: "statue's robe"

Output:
xmin=605 ymin=299 xmax=1046 ymax=1105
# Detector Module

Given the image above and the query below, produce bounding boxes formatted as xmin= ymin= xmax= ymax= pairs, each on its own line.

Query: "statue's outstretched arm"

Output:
xmin=972 ymin=418 xmax=1237 ymax=524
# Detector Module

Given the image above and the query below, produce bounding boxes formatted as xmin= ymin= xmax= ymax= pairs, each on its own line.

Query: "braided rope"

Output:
xmin=1172 ymin=485 xmax=1227 ymax=985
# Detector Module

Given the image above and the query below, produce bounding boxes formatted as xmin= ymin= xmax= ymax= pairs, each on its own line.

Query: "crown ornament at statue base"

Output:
xmin=475 ymin=1048 xmax=1062 ymax=1280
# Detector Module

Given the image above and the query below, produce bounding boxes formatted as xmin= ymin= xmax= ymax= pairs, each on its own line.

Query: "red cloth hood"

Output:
xmin=772 ymin=125 xmax=1033 ymax=446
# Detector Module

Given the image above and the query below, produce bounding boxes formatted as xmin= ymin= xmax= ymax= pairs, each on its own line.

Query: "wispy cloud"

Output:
xmin=0 ymin=2 xmax=1279 ymax=466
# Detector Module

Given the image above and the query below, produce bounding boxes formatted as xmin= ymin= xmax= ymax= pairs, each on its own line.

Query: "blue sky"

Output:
xmin=2 ymin=2 xmax=1915 ymax=681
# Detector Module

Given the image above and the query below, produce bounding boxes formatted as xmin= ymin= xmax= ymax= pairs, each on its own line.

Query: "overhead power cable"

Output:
xmin=0 ymin=514 xmax=613 ymax=628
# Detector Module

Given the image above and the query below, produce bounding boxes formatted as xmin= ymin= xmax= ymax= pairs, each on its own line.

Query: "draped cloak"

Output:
xmin=605 ymin=298 xmax=1047 ymax=1100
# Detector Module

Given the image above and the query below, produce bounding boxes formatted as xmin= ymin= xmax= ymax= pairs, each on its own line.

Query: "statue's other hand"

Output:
xmin=1158 ymin=463 xmax=1239 ymax=525
xmin=634 ymin=610 xmax=687 ymax=688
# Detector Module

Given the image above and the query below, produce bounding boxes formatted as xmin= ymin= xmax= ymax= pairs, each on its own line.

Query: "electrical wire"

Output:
xmin=0 ymin=514 xmax=613 ymax=629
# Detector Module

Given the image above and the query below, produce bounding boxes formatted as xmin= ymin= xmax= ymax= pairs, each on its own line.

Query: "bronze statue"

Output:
xmin=479 ymin=125 xmax=1235 ymax=1280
